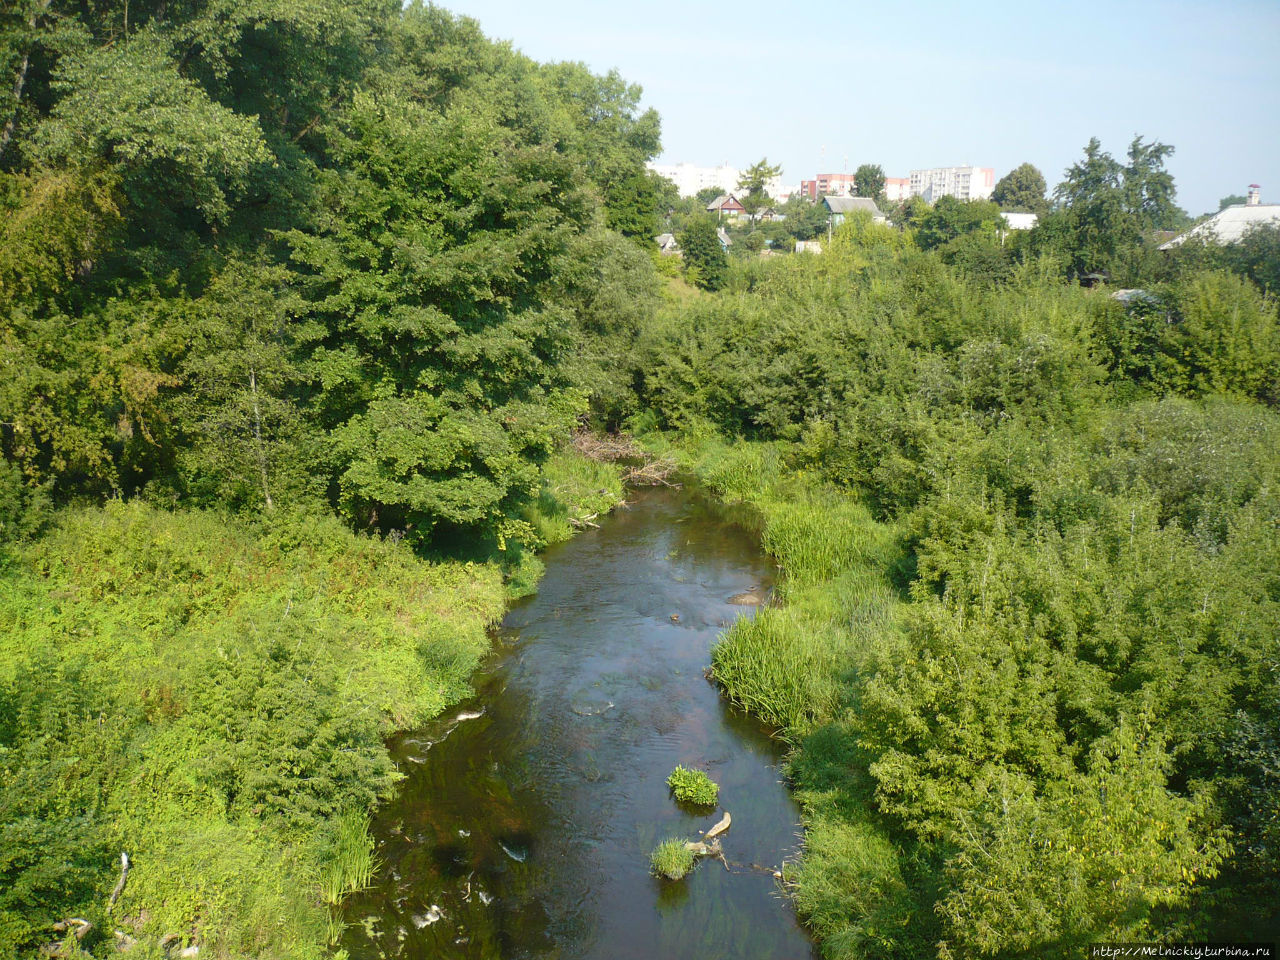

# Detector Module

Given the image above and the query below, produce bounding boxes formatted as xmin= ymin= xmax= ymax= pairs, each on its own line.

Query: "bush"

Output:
xmin=666 ymin=765 xmax=719 ymax=806
xmin=650 ymin=839 xmax=696 ymax=880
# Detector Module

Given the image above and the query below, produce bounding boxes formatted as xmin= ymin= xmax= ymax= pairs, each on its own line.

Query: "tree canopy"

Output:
xmin=853 ymin=162 xmax=886 ymax=206
xmin=992 ymin=161 xmax=1047 ymax=214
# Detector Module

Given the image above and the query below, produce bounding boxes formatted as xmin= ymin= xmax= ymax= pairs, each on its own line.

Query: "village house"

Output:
xmin=706 ymin=194 xmax=747 ymax=220
xmin=823 ymin=195 xmax=886 ymax=226
xmin=1159 ymin=185 xmax=1280 ymax=249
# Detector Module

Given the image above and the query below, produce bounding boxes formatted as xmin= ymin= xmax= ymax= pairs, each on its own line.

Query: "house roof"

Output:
xmin=823 ymin=196 xmax=883 ymax=217
xmin=1159 ymin=203 xmax=1280 ymax=249
xmin=1000 ymin=211 xmax=1038 ymax=230
xmin=716 ymin=227 xmax=732 ymax=246
xmin=707 ymin=194 xmax=745 ymax=211
xmin=654 ymin=232 xmax=679 ymax=251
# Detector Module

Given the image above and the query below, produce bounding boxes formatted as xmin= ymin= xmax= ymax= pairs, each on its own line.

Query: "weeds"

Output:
xmin=650 ymin=839 xmax=696 ymax=880
xmin=666 ymin=766 xmax=719 ymax=807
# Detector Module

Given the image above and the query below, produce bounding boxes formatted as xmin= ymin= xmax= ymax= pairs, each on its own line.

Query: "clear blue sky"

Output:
xmin=446 ymin=0 xmax=1279 ymax=215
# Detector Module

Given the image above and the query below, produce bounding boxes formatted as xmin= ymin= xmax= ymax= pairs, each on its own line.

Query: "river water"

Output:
xmin=341 ymin=486 xmax=817 ymax=960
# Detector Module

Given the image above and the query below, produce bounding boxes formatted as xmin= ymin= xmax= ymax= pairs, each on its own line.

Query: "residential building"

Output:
xmin=654 ymin=233 xmax=680 ymax=255
xmin=647 ymin=162 xmax=740 ymax=198
xmin=1000 ymin=211 xmax=1038 ymax=231
xmin=824 ymin=196 xmax=886 ymax=226
xmin=800 ymin=172 xmax=855 ymax=200
xmin=1159 ymin=185 xmax=1280 ymax=249
xmin=909 ymin=166 xmax=996 ymax=202
xmin=798 ymin=173 xmax=910 ymax=203
xmin=706 ymin=194 xmax=747 ymax=219
xmin=883 ymin=177 xmax=910 ymax=203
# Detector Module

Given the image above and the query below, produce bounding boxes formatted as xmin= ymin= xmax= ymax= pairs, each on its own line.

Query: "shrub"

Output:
xmin=666 ymin=765 xmax=719 ymax=806
xmin=650 ymin=839 xmax=696 ymax=880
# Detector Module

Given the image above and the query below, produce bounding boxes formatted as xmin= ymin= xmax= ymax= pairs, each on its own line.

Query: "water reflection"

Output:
xmin=342 ymin=486 xmax=817 ymax=960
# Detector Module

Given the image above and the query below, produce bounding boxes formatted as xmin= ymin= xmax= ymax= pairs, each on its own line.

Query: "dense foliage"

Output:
xmin=4 ymin=1 xmax=1279 ymax=957
xmin=633 ymin=212 xmax=1280 ymax=955
xmin=0 ymin=2 xmax=656 ymax=955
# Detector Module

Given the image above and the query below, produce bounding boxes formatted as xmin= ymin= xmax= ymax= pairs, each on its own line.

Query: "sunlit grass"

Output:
xmin=650 ymin=838 xmax=696 ymax=880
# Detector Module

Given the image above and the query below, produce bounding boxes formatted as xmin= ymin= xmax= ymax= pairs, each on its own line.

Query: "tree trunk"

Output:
xmin=0 ymin=0 xmax=53 ymax=162
xmin=249 ymin=368 xmax=274 ymax=510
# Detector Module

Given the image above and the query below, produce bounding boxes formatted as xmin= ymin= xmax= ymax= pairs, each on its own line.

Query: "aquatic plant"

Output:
xmin=650 ymin=839 xmax=696 ymax=880
xmin=319 ymin=811 xmax=378 ymax=906
xmin=666 ymin=766 xmax=719 ymax=806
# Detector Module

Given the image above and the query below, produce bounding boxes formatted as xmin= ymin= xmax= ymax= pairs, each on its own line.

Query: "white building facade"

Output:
xmin=647 ymin=162 xmax=740 ymax=199
xmin=908 ymin=166 xmax=996 ymax=202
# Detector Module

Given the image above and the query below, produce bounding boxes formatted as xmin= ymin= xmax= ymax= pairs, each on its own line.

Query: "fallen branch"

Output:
xmin=109 ymin=851 xmax=130 ymax=908
xmin=705 ymin=811 xmax=732 ymax=840
xmin=42 ymin=919 xmax=92 ymax=957
xmin=570 ymin=429 xmax=642 ymax=462
xmin=623 ymin=457 xmax=680 ymax=487
xmin=683 ymin=837 xmax=729 ymax=870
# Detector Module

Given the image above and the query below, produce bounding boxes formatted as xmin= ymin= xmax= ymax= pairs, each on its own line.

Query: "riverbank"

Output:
xmin=640 ymin=413 xmax=1280 ymax=953
xmin=0 ymin=447 xmax=623 ymax=958
xmin=638 ymin=432 xmax=940 ymax=954
xmin=339 ymin=483 xmax=815 ymax=960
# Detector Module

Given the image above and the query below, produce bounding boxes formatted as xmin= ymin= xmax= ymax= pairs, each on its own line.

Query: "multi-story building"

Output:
xmin=884 ymin=177 xmax=911 ymax=202
xmin=647 ymin=162 xmax=740 ymax=199
xmin=799 ymin=173 xmax=855 ymax=200
xmin=799 ymin=173 xmax=911 ymax=203
xmin=908 ymin=166 xmax=996 ymax=202
xmin=648 ymin=163 xmax=794 ymax=202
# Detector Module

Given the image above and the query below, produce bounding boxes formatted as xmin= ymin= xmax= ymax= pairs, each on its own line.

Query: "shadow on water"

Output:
xmin=341 ymin=485 xmax=818 ymax=960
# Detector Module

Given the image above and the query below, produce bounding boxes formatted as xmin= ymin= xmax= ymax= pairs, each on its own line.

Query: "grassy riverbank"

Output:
xmin=0 ymin=448 xmax=619 ymax=958
xmin=642 ymin=433 xmax=937 ymax=954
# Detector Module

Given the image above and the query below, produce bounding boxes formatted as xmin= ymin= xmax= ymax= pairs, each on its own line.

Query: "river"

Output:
xmin=341 ymin=485 xmax=817 ymax=959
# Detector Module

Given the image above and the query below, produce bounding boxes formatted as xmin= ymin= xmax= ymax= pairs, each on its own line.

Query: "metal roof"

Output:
xmin=1159 ymin=204 xmax=1280 ymax=249
xmin=823 ymin=196 xmax=883 ymax=217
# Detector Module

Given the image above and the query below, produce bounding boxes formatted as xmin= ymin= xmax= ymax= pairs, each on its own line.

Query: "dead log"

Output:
xmin=705 ymin=811 xmax=732 ymax=840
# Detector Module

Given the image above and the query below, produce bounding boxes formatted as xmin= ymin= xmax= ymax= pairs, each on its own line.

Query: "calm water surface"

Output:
xmin=342 ymin=486 xmax=817 ymax=960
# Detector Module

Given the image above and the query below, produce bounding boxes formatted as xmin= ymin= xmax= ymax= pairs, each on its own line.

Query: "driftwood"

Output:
xmin=570 ymin=430 xmax=642 ymax=462
xmin=705 ymin=811 xmax=732 ymax=840
xmin=683 ymin=837 xmax=729 ymax=870
xmin=571 ymin=430 xmax=681 ymax=487
xmin=623 ymin=457 xmax=680 ymax=487
xmin=568 ymin=512 xmax=600 ymax=530
xmin=42 ymin=919 xmax=92 ymax=957
xmin=109 ymin=852 xmax=130 ymax=908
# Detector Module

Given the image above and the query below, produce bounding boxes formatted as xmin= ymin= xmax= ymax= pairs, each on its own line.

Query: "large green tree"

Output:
xmin=677 ymin=215 xmax=729 ymax=290
xmin=1037 ymin=135 xmax=1182 ymax=279
xmin=853 ymin=162 xmax=886 ymax=207
xmin=737 ymin=156 xmax=782 ymax=227
xmin=992 ymin=161 xmax=1047 ymax=214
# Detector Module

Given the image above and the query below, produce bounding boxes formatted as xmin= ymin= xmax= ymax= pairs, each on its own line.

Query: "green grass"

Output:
xmin=524 ymin=448 xmax=625 ymax=548
xmin=0 ymin=502 xmax=505 ymax=958
xmin=319 ymin=811 xmax=378 ymax=906
xmin=650 ymin=838 xmax=697 ymax=880
xmin=666 ymin=765 xmax=719 ymax=807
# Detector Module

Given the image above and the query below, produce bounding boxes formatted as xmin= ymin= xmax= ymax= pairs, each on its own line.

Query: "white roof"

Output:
xmin=824 ymin=196 xmax=883 ymax=217
xmin=1000 ymin=211 xmax=1038 ymax=230
xmin=1159 ymin=204 xmax=1280 ymax=249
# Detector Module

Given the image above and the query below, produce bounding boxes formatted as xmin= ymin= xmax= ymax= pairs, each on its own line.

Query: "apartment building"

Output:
xmin=908 ymin=166 xmax=996 ymax=202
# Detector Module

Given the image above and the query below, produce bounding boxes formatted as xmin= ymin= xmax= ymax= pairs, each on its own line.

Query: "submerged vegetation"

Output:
xmin=1 ymin=0 xmax=1278 ymax=957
